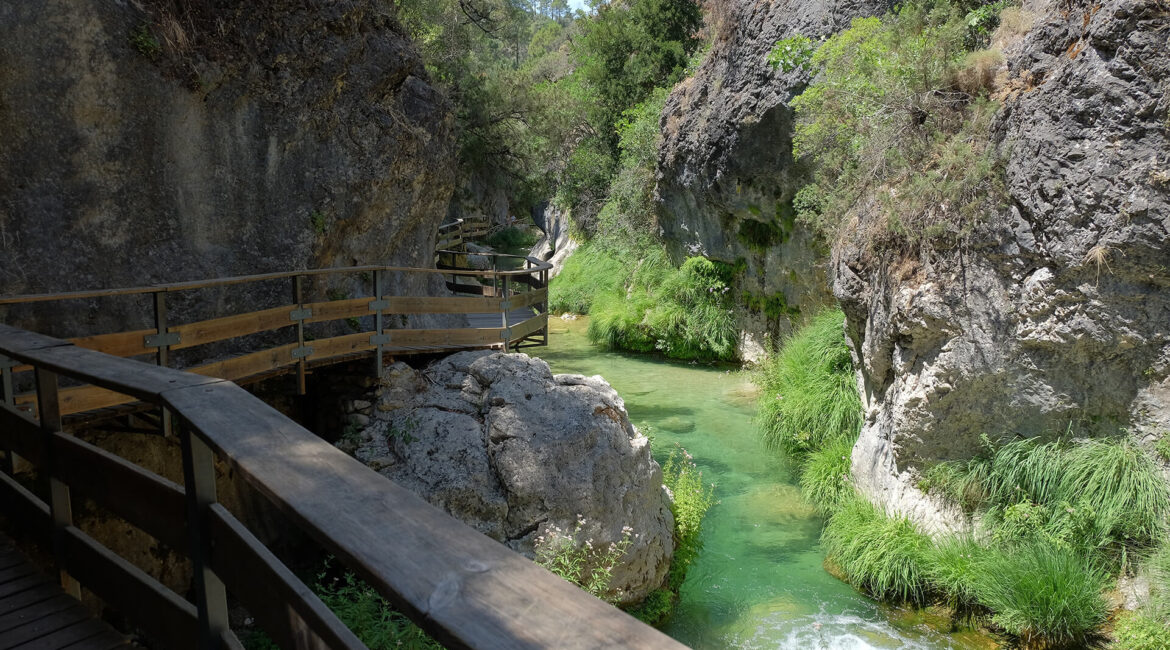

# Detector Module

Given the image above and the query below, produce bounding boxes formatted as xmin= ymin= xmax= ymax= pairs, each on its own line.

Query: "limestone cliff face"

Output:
xmin=834 ymin=0 xmax=1170 ymax=531
xmin=656 ymin=0 xmax=893 ymax=359
xmin=0 ymin=1 xmax=455 ymax=334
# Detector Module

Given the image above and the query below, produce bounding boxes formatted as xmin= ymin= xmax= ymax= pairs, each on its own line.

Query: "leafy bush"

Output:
xmin=970 ymin=543 xmax=1108 ymax=647
xmin=822 ymin=498 xmax=934 ymax=603
xmin=661 ymin=446 xmax=717 ymax=591
xmin=756 ymin=309 xmax=861 ymax=456
xmin=799 ymin=436 xmax=855 ymax=513
xmin=787 ymin=0 xmax=1008 ymax=250
xmin=1113 ymin=612 xmax=1170 ymax=650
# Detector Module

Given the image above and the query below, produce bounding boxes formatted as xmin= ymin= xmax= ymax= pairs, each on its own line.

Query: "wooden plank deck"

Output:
xmin=0 ymin=534 xmax=131 ymax=650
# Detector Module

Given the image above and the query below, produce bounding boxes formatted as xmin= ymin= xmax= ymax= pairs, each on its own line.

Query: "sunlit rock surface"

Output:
xmin=350 ymin=351 xmax=674 ymax=604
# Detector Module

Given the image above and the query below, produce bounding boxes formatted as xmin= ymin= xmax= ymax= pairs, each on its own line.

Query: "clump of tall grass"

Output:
xmin=822 ymin=498 xmax=933 ymax=603
xmin=756 ymin=309 xmax=861 ymax=456
xmin=799 ymin=436 xmax=855 ymax=513
xmin=923 ymin=535 xmax=983 ymax=613
xmin=969 ymin=542 xmax=1108 ymax=648
xmin=926 ymin=437 xmax=1170 ymax=550
xmin=1113 ymin=544 xmax=1170 ymax=650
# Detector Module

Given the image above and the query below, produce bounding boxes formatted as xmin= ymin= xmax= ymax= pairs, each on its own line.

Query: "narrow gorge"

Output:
xmin=0 ymin=0 xmax=1168 ymax=649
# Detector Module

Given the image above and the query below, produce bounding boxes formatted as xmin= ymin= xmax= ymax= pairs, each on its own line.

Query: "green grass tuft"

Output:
xmin=822 ymin=498 xmax=933 ymax=604
xmin=970 ymin=542 xmax=1108 ymax=648
xmin=756 ymin=309 xmax=861 ymax=456
xmin=799 ymin=436 xmax=855 ymax=513
xmin=548 ymin=242 xmax=626 ymax=314
xmin=929 ymin=437 xmax=1170 ymax=551
xmin=923 ymin=536 xmax=984 ymax=613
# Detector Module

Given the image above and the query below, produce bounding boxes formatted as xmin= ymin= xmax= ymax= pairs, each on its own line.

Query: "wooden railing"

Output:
xmin=0 ymin=253 xmax=550 ymax=419
xmin=435 ymin=217 xmax=492 ymax=252
xmin=0 ymin=324 xmax=686 ymax=649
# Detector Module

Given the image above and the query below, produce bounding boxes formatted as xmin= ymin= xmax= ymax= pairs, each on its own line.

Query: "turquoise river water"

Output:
xmin=538 ymin=317 xmax=993 ymax=650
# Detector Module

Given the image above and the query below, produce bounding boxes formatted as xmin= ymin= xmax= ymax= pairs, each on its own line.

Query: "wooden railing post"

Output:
xmin=179 ymin=422 xmax=230 ymax=649
xmin=293 ymin=275 xmax=308 ymax=395
xmin=372 ymin=269 xmax=387 ymax=377
xmin=0 ymin=354 xmax=16 ymax=474
xmin=151 ymin=290 xmax=176 ymax=437
xmin=36 ymin=367 xmax=81 ymax=598
xmin=501 ymin=274 xmax=511 ymax=352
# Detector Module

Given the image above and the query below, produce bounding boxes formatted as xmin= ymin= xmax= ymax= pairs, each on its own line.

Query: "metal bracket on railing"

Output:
xmin=499 ymin=299 xmax=512 ymax=311
xmin=289 ymin=308 xmax=312 ymax=322
xmin=144 ymin=332 xmax=181 ymax=348
xmin=501 ymin=328 xmax=512 ymax=341
xmin=370 ymin=334 xmax=390 ymax=346
xmin=0 ymin=355 xmax=15 ymax=371
xmin=368 ymin=299 xmax=389 ymax=311
xmin=291 ymin=346 xmax=314 ymax=359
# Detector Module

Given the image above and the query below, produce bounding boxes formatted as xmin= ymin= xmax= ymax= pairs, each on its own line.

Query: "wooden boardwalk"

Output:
xmin=0 ymin=535 xmax=130 ymax=650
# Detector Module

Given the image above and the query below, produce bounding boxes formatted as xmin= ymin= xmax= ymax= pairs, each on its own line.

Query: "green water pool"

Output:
xmin=537 ymin=317 xmax=993 ymax=650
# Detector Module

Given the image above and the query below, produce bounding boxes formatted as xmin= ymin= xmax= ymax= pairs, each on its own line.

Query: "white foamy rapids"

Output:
xmin=728 ymin=609 xmax=960 ymax=650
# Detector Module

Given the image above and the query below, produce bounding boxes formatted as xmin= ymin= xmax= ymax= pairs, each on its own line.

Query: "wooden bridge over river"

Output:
xmin=0 ymin=218 xmax=685 ymax=649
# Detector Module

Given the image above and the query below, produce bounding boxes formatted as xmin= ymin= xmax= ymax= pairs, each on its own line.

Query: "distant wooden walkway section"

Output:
xmin=0 ymin=228 xmax=550 ymax=420
xmin=0 ymin=533 xmax=129 ymax=649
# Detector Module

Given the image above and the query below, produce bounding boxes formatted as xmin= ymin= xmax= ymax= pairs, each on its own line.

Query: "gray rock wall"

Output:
xmin=834 ymin=0 xmax=1170 ymax=530
xmin=656 ymin=0 xmax=893 ymax=358
xmin=0 ymin=0 xmax=455 ymax=338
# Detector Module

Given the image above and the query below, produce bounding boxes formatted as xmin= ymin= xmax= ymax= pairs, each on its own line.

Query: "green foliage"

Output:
xmin=756 ymin=310 xmax=861 ymax=456
xmin=534 ymin=518 xmax=634 ymax=603
xmin=315 ymin=571 xmax=441 ymax=649
xmin=130 ymin=23 xmax=161 ymax=58
xmin=970 ymin=543 xmax=1108 ymax=647
xmin=627 ymin=587 xmax=675 ymax=625
xmin=661 ymin=446 xmax=716 ymax=591
xmin=1113 ymin=612 xmax=1170 ymax=650
xmin=822 ymin=498 xmax=933 ymax=603
xmin=548 ymin=241 xmax=625 ymax=314
xmin=242 ymin=567 xmax=439 ymax=650
xmin=310 ymin=210 xmax=328 ymax=235
xmin=789 ymin=1 xmax=1007 ymax=249
xmin=1154 ymin=436 xmax=1170 ymax=462
xmin=799 ymin=436 xmax=854 ymax=513
xmin=767 ymin=35 xmax=816 ymax=73
xmin=483 ymin=226 xmax=540 ymax=250
xmin=573 ymin=0 xmax=701 ymax=151
xmin=964 ymin=0 xmax=1016 ymax=48
xmin=928 ymin=437 xmax=1170 ymax=551
xmin=923 ymin=536 xmax=983 ymax=612
xmin=741 ymin=291 xmax=800 ymax=321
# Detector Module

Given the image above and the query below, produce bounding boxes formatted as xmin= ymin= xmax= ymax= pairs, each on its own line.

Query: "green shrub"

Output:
xmin=787 ymin=1 xmax=1008 ymax=250
xmin=822 ymin=498 xmax=933 ymax=603
xmin=756 ymin=309 xmax=861 ymax=456
xmin=800 ymin=436 xmax=855 ymax=513
xmin=970 ymin=542 xmax=1108 ymax=647
xmin=1113 ymin=612 xmax=1170 ymax=650
xmin=627 ymin=587 xmax=675 ymax=625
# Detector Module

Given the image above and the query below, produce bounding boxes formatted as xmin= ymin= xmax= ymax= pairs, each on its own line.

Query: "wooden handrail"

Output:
xmin=0 ymin=324 xmax=684 ymax=650
xmin=0 ymin=256 xmax=552 ymax=306
xmin=0 ymin=252 xmax=551 ymax=417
